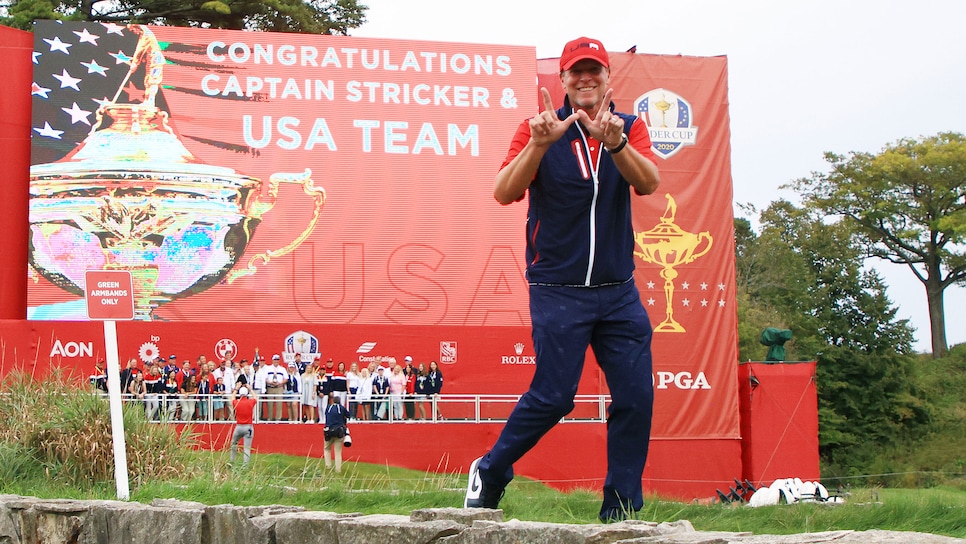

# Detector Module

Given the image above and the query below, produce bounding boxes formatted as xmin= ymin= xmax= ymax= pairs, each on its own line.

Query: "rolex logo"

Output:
xmin=514 ymin=342 xmax=524 ymax=355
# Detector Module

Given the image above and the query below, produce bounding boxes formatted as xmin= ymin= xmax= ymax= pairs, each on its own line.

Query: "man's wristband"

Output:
xmin=605 ymin=133 xmax=628 ymax=154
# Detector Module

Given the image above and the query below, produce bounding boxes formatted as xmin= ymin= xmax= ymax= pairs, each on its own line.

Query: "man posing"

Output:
xmin=465 ymin=37 xmax=660 ymax=523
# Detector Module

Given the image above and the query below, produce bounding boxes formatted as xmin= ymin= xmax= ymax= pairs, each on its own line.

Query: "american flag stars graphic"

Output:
xmin=30 ymin=21 xmax=157 ymax=164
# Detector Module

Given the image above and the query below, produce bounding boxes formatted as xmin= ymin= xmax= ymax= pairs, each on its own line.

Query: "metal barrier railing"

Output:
xmin=117 ymin=393 xmax=611 ymax=424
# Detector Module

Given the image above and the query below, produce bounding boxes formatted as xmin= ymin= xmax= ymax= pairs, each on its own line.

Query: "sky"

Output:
xmin=352 ymin=0 xmax=966 ymax=352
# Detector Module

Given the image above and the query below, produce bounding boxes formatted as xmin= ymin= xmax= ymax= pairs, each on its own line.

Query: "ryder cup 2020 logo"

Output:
xmin=635 ymin=88 xmax=698 ymax=159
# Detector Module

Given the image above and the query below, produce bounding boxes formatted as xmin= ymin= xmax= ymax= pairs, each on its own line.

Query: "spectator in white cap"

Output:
xmin=265 ymin=354 xmax=286 ymax=421
xmin=252 ymin=356 xmax=270 ymax=420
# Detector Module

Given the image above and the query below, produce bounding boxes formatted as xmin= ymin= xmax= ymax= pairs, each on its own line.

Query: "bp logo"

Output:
xmin=635 ymin=88 xmax=698 ymax=159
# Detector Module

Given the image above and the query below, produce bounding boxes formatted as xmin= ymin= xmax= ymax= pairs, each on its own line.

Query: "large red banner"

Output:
xmin=538 ymin=54 xmax=739 ymax=439
xmin=17 ymin=22 xmax=742 ymax=494
xmin=0 ymin=318 xmax=741 ymax=499
xmin=0 ymin=25 xmax=31 ymax=319
xmin=28 ymin=21 xmax=535 ymax=326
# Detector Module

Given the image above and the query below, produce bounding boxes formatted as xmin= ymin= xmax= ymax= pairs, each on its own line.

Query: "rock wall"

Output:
xmin=0 ymin=495 xmax=961 ymax=544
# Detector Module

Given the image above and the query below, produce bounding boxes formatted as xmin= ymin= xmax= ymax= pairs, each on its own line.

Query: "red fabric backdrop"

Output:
xmin=538 ymin=53 xmax=739 ymax=440
xmin=738 ymin=361 xmax=820 ymax=486
xmin=0 ymin=25 xmax=30 ymax=319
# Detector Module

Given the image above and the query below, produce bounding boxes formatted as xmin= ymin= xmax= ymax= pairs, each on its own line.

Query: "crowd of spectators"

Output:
xmin=92 ymin=351 xmax=444 ymax=423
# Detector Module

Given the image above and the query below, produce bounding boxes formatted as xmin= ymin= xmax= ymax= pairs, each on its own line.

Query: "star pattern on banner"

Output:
xmin=102 ymin=22 xmax=126 ymax=35
xmin=80 ymin=59 xmax=109 ymax=77
xmin=73 ymin=28 xmax=100 ymax=45
xmin=31 ymin=82 xmax=51 ymax=98
xmin=34 ymin=122 xmax=64 ymax=139
xmin=43 ymin=36 xmax=72 ymax=54
xmin=109 ymin=50 xmax=133 ymax=65
xmin=640 ymin=272 xmax=732 ymax=313
xmin=52 ymin=69 xmax=82 ymax=91
xmin=30 ymin=21 xmax=151 ymax=164
xmin=32 ymin=20 xmax=265 ymax=166
xmin=62 ymin=102 xmax=93 ymax=125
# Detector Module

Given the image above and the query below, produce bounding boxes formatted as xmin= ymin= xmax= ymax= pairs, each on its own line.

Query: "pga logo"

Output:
xmin=654 ymin=371 xmax=711 ymax=390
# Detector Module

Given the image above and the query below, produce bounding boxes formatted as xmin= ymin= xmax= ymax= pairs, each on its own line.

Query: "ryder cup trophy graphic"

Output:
xmin=28 ymin=25 xmax=325 ymax=320
xmin=634 ymin=194 xmax=713 ymax=333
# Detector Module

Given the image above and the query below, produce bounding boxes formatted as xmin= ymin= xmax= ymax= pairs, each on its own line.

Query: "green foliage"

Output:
xmin=0 ymin=368 xmax=195 ymax=489
xmin=735 ymin=202 xmax=915 ymax=359
xmin=1 ymin=0 xmax=63 ymax=29
xmin=736 ymin=131 xmax=966 ymax=482
xmin=1 ymin=0 xmax=368 ymax=33
xmin=866 ymin=345 xmax=966 ymax=486
xmin=816 ymin=346 xmax=931 ymax=475
xmin=787 ymin=132 xmax=966 ymax=357
xmin=735 ymin=201 xmax=930 ymax=475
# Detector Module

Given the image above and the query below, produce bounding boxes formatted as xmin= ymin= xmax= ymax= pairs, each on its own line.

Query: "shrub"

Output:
xmin=0 ymin=368 xmax=195 ymax=489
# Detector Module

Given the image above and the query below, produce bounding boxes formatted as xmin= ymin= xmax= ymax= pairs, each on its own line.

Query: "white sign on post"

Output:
xmin=85 ymin=270 xmax=135 ymax=501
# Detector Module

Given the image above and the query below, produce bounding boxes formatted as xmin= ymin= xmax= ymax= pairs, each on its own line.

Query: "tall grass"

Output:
xmin=0 ymin=368 xmax=194 ymax=489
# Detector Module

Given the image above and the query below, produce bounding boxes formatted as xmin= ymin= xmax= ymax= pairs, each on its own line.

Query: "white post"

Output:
xmin=103 ymin=320 xmax=130 ymax=501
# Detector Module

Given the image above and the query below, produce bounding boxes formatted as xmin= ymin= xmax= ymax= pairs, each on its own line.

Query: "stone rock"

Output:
xmin=410 ymin=507 xmax=503 ymax=523
xmin=338 ymin=513 xmax=464 ymax=544
xmin=0 ymin=495 xmax=960 ymax=544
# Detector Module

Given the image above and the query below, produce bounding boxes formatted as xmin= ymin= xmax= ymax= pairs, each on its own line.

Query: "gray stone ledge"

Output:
xmin=0 ymin=495 xmax=960 ymax=544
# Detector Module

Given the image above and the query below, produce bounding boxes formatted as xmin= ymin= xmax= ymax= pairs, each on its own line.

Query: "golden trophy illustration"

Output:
xmin=28 ymin=25 xmax=325 ymax=320
xmin=653 ymin=94 xmax=673 ymax=128
xmin=634 ymin=194 xmax=713 ymax=333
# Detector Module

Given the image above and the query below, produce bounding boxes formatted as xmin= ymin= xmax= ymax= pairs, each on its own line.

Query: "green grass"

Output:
xmin=2 ymin=449 xmax=964 ymax=538
xmin=2 ymin=365 xmax=966 ymax=538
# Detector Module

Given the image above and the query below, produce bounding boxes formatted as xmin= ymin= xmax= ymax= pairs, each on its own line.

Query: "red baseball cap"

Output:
xmin=560 ymin=37 xmax=609 ymax=71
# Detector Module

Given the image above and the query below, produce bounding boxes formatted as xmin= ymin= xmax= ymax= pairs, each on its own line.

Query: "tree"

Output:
xmin=1 ymin=0 xmax=367 ymax=33
xmin=736 ymin=201 xmax=929 ymax=472
xmin=788 ymin=132 xmax=966 ymax=358
xmin=738 ymin=200 xmax=915 ymax=357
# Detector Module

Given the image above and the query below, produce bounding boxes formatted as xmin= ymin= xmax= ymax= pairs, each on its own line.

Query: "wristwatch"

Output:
xmin=605 ymin=133 xmax=628 ymax=154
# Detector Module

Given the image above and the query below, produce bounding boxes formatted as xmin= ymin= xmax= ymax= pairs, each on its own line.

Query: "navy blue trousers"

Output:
xmin=478 ymin=279 xmax=654 ymax=516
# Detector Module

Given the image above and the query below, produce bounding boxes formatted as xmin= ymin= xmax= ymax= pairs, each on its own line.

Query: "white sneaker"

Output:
xmin=464 ymin=456 xmax=483 ymax=508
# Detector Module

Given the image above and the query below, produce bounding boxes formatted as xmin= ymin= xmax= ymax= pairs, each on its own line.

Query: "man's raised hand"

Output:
xmin=529 ymin=87 xmax=579 ymax=147
xmin=575 ymin=88 xmax=624 ymax=149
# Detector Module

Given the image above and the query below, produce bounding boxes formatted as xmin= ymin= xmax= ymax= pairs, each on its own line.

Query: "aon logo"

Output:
xmin=50 ymin=340 xmax=94 ymax=358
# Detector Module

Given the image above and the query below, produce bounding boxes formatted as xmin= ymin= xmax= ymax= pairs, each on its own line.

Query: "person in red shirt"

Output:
xmin=229 ymin=386 xmax=258 ymax=466
xmin=174 ymin=359 xmax=193 ymax=389
xmin=403 ymin=358 xmax=417 ymax=420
